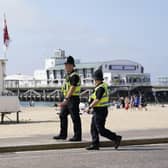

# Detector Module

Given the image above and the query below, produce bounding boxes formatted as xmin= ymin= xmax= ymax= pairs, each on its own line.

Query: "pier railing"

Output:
xmin=3 ymin=80 xmax=168 ymax=103
xmin=4 ymin=79 xmax=151 ymax=89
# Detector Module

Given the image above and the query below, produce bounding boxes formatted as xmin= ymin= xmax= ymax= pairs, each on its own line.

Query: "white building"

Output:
xmin=33 ymin=70 xmax=47 ymax=86
xmin=5 ymin=74 xmax=34 ymax=88
xmin=101 ymin=60 xmax=150 ymax=85
xmin=44 ymin=49 xmax=80 ymax=70
xmin=4 ymin=49 xmax=151 ymax=88
xmin=47 ymin=59 xmax=150 ymax=86
xmin=158 ymin=77 xmax=168 ymax=85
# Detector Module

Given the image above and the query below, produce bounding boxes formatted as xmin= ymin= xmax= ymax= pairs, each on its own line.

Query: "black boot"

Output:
xmin=53 ymin=135 xmax=66 ymax=140
xmin=68 ymin=137 xmax=82 ymax=141
xmin=86 ymin=144 xmax=99 ymax=150
xmin=114 ymin=135 xmax=122 ymax=149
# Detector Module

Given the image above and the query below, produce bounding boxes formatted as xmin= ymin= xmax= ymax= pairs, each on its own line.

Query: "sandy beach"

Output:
xmin=0 ymin=104 xmax=167 ymax=139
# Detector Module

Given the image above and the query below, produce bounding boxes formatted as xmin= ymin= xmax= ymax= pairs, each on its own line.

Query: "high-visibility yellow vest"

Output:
xmin=62 ymin=71 xmax=81 ymax=97
xmin=90 ymin=82 xmax=109 ymax=107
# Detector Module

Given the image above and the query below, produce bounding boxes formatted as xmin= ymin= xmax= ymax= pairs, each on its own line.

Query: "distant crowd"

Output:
xmin=114 ymin=94 xmax=147 ymax=111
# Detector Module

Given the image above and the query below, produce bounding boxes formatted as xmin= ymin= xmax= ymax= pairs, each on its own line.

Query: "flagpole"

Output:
xmin=2 ymin=13 xmax=9 ymax=95
xmin=4 ymin=48 xmax=7 ymax=60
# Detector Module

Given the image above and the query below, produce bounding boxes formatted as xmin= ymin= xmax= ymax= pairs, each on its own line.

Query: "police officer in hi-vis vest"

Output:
xmin=85 ymin=68 xmax=122 ymax=150
xmin=53 ymin=56 xmax=82 ymax=141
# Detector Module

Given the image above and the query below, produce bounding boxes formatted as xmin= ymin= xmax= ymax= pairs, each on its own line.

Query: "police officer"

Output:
xmin=53 ymin=56 xmax=82 ymax=141
xmin=85 ymin=68 xmax=122 ymax=150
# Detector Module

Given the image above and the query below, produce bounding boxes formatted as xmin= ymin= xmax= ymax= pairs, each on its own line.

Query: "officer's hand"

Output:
xmin=60 ymin=99 xmax=68 ymax=107
xmin=84 ymin=107 xmax=91 ymax=114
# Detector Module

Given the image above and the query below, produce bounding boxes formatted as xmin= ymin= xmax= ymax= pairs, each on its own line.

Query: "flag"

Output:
xmin=3 ymin=15 xmax=10 ymax=48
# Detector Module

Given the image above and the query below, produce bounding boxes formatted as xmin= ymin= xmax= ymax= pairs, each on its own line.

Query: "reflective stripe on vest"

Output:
xmin=90 ymin=82 xmax=109 ymax=107
xmin=62 ymin=72 xmax=81 ymax=97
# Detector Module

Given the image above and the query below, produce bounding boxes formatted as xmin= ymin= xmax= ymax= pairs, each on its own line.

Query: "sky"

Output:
xmin=0 ymin=0 xmax=168 ymax=83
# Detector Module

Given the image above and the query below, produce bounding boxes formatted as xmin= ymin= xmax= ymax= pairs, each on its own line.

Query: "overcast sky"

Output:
xmin=0 ymin=0 xmax=168 ymax=82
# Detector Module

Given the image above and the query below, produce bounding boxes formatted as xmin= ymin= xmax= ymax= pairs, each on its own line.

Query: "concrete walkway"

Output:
xmin=0 ymin=105 xmax=168 ymax=152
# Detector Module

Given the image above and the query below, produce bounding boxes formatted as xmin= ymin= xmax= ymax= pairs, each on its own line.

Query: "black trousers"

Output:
xmin=91 ymin=107 xmax=117 ymax=146
xmin=59 ymin=96 xmax=82 ymax=139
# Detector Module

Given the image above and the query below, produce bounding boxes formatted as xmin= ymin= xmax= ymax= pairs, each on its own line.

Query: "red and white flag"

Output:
xmin=3 ymin=15 xmax=10 ymax=48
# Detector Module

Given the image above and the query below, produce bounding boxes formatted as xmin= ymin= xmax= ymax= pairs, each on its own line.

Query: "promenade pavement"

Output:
xmin=0 ymin=105 xmax=168 ymax=152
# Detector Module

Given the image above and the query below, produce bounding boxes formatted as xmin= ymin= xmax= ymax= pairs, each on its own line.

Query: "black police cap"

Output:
xmin=64 ymin=56 xmax=75 ymax=66
xmin=93 ymin=68 xmax=104 ymax=81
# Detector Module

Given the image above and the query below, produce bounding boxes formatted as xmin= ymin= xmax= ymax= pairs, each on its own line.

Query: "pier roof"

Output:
xmin=47 ymin=62 xmax=101 ymax=70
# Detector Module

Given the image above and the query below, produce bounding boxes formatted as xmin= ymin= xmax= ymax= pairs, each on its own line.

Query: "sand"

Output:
xmin=0 ymin=105 xmax=168 ymax=138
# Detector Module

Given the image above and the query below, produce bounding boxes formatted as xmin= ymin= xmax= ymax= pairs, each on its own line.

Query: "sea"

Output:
xmin=20 ymin=101 xmax=56 ymax=107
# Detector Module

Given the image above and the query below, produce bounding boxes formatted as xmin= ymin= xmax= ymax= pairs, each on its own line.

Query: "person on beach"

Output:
xmin=124 ymin=96 xmax=130 ymax=110
xmin=120 ymin=97 xmax=125 ymax=108
xmin=53 ymin=56 xmax=82 ymax=141
xmin=85 ymin=68 xmax=122 ymax=150
xmin=134 ymin=95 xmax=140 ymax=109
xmin=139 ymin=94 xmax=148 ymax=111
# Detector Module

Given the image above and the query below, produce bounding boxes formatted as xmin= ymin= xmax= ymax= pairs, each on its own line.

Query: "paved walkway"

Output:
xmin=0 ymin=105 xmax=168 ymax=152
xmin=0 ymin=129 xmax=168 ymax=147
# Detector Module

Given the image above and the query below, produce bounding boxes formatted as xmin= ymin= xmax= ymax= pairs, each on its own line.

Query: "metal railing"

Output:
xmin=4 ymin=80 xmax=152 ymax=89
